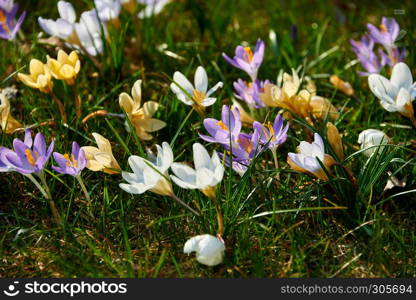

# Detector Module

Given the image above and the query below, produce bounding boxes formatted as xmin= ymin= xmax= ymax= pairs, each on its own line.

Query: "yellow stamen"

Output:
xmin=379 ymin=24 xmax=387 ymax=33
xmin=263 ymin=122 xmax=275 ymax=141
xmin=0 ymin=11 xmax=10 ymax=33
xmin=238 ymin=137 xmax=253 ymax=153
xmin=192 ymin=90 xmax=206 ymax=104
xmin=243 ymin=47 xmax=254 ymax=63
xmin=63 ymin=153 xmax=78 ymax=168
xmin=217 ymin=121 xmax=228 ymax=130
xmin=24 ymin=149 xmax=36 ymax=167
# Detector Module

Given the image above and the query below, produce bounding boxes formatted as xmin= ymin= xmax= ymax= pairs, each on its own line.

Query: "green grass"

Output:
xmin=0 ymin=0 xmax=415 ymax=277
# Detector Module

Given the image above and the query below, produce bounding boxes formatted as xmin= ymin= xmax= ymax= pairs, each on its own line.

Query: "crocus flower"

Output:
xmin=171 ymin=143 xmax=224 ymax=199
xmin=74 ymin=10 xmax=106 ymax=56
xmin=47 ymin=50 xmax=81 ymax=85
xmin=0 ymin=0 xmax=25 ymax=40
xmin=329 ymin=75 xmax=354 ymax=96
xmin=219 ymin=129 xmax=263 ymax=176
xmin=170 ymin=66 xmax=223 ymax=112
xmin=326 ymin=122 xmax=344 ymax=160
xmin=17 ymin=59 xmax=54 ymax=93
xmin=119 ymin=142 xmax=173 ymax=196
xmin=39 ymin=2 xmax=105 ymax=56
xmin=261 ymin=76 xmax=339 ymax=122
xmin=184 ymin=234 xmax=225 ymax=267
xmin=52 ymin=142 xmax=86 ymax=176
xmin=119 ymin=79 xmax=166 ymax=140
xmin=350 ymin=35 xmax=386 ymax=76
xmin=81 ymin=133 xmax=121 ymax=174
xmin=368 ymin=62 xmax=416 ymax=124
xmin=233 ymin=79 xmax=269 ymax=108
xmin=137 ymin=0 xmax=171 ymax=19
xmin=94 ymin=0 xmax=121 ymax=22
xmin=253 ymin=114 xmax=288 ymax=151
xmin=199 ymin=105 xmax=242 ymax=146
xmin=38 ymin=1 xmax=77 ymax=41
xmin=0 ymin=90 xmax=22 ymax=134
xmin=0 ymin=147 xmax=12 ymax=172
xmin=367 ymin=17 xmax=399 ymax=50
xmin=357 ymin=129 xmax=390 ymax=157
xmin=222 ymin=39 xmax=265 ymax=81
xmin=0 ymin=129 xmax=54 ymax=174
xmin=287 ymin=133 xmax=336 ymax=181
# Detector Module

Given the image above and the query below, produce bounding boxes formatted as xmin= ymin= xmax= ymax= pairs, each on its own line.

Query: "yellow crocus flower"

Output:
xmin=17 ymin=59 xmax=53 ymax=93
xmin=119 ymin=80 xmax=166 ymax=140
xmin=47 ymin=50 xmax=81 ymax=85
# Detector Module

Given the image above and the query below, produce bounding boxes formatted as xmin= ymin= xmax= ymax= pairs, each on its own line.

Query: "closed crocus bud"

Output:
xmin=184 ymin=234 xmax=225 ymax=267
xmin=330 ymin=75 xmax=354 ymax=96
xmin=17 ymin=59 xmax=54 ymax=93
xmin=0 ymin=91 xmax=22 ymax=133
xmin=47 ymin=50 xmax=81 ymax=85
xmin=309 ymin=96 xmax=339 ymax=121
xmin=357 ymin=129 xmax=390 ymax=157
xmin=326 ymin=122 xmax=344 ymax=160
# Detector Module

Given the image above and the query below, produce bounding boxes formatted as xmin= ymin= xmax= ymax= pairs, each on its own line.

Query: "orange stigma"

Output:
xmin=264 ymin=122 xmax=275 ymax=140
xmin=63 ymin=153 xmax=78 ymax=168
xmin=192 ymin=90 xmax=206 ymax=104
xmin=217 ymin=121 xmax=229 ymax=130
xmin=379 ymin=24 xmax=387 ymax=33
xmin=24 ymin=149 xmax=36 ymax=167
xmin=243 ymin=47 xmax=254 ymax=63
xmin=0 ymin=11 xmax=10 ymax=33
xmin=238 ymin=137 xmax=253 ymax=153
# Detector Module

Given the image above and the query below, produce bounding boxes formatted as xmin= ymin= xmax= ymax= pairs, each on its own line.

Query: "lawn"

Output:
xmin=0 ymin=0 xmax=415 ymax=278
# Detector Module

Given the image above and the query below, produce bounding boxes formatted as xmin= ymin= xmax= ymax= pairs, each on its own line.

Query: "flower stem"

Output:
xmin=210 ymin=195 xmax=224 ymax=237
xmin=271 ymin=148 xmax=280 ymax=181
xmin=76 ymin=175 xmax=90 ymax=202
xmin=73 ymin=83 xmax=82 ymax=120
xmin=170 ymin=194 xmax=200 ymax=216
xmin=51 ymin=93 xmax=67 ymax=123
xmin=76 ymin=175 xmax=94 ymax=218
xmin=25 ymin=173 xmax=48 ymax=199
xmin=37 ymin=172 xmax=62 ymax=225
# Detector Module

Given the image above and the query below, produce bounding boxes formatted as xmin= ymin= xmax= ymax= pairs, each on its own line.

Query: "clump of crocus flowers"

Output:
xmin=199 ymin=105 xmax=289 ymax=176
xmin=351 ymin=17 xmax=405 ymax=76
xmin=17 ymin=49 xmax=82 ymax=122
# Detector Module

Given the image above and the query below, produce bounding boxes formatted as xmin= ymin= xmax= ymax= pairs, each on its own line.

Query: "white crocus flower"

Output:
xmin=170 ymin=143 xmax=224 ymax=199
xmin=357 ymin=129 xmax=390 ymax=157
xmin=38 ymin=2 xmax=105 ymax=56
xmin=74 ymin=10 xmax=106 ymax=56
xmin=184 ymin=234 xmax=225 ymax=267
xmin=38 ymin=1 xmax=76 ymax=40
xmin=287 ymin=133 xmax=336 ymax=181
xmin=94 ymin=0 xmax=121 ymax=21
xmin=119 ymin=142 xmax=174 ymax=196
xmin=368 ymin=62 xmax=416 ymax=123
xmin=137 ymin=0 xmax=171 ymax=19
xmin=170 ymin=66 xmax=223 ymax=110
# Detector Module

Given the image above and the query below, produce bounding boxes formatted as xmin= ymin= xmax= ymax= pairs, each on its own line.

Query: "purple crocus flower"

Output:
xmin=0 ymin=146 xmax=12 ymax=172
xmin=222 ymin=39 xmax=265 ymax=81
xmin=199 ymin=105 xmax=242 ymax=145
xmin=218 ymin=129 xmax=263 ymax=176
xmin=0 ymin=1 xmax=26 ymax=40
xmin=253 ymin=114 xmax=289 ymax=151
xmin=350 ymin=35 xmax=386 ymax=76
xmin=234 ymin=79 xmax=269 ymax=108
xmin=52 ymin=142 xmax=86 ymax=176
xmin=0 ymin=129 xmax=54 ymax=174
xmin=367 ymin=17 xmax=399 ymax=49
